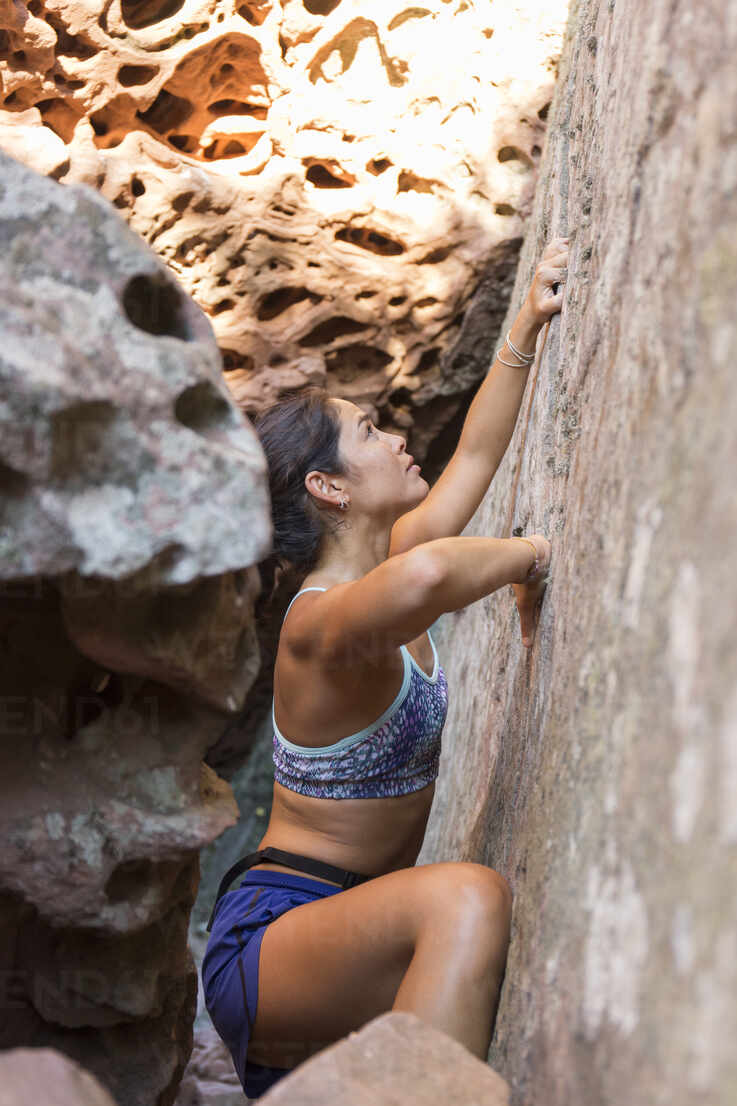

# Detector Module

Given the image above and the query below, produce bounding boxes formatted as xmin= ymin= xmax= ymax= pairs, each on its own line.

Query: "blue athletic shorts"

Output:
xmin=201 ymin=868 xmax=345 ymax=1099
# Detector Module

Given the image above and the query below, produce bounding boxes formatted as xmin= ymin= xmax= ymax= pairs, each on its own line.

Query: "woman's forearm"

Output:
xmin=423 ymin=535 xmax=537 ymax=614
xmin=455 ymin=300 xmax=544 ymax=470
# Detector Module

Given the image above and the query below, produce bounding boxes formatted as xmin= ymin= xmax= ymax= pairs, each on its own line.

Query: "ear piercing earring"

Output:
xmin=338 ymin=497 xmax=348 ymax=510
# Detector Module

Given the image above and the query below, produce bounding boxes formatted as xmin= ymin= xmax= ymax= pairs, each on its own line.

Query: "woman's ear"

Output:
xmin=305 ymin=469 xmax=339 ymax=507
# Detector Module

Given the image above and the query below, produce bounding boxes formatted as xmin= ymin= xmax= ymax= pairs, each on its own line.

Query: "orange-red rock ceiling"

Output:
xmin=0 ymin=0 xmax=567 ymax=457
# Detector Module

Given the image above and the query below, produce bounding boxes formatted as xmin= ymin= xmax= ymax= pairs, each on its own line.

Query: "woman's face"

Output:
xmin=331 ymin=397 xmax=428 ymax=520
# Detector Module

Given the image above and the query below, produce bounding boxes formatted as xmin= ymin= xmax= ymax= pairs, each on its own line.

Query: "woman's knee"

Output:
xmin=428 ymin=862 xmax=513 ymax=928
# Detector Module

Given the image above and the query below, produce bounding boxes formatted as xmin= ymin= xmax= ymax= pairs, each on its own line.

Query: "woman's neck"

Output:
xmin=310 ymin=523 xmax=392 ymax=585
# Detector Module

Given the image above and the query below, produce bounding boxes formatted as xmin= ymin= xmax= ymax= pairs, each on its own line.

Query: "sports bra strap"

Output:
xmin=282 ymin=586 xmax=328 ymax=623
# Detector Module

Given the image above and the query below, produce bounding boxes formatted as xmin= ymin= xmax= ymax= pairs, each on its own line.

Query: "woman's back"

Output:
xmin=254 ymin=583 xmax=448 ymax=879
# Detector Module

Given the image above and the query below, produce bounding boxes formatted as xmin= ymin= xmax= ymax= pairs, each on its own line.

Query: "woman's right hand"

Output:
xmin=511 ymin=534 xmax=551 ymax=648
xmin=523 ymin=238 xmax=569 ymax=325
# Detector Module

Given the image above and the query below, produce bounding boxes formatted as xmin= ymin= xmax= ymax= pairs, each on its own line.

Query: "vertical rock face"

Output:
xmin=420 ymin=1 xmax=737 ymax=1104
xmin=0 ymin=0 xmax=567 ymax=465
xmin=0 ymin=151 xmax=270 ymax=1106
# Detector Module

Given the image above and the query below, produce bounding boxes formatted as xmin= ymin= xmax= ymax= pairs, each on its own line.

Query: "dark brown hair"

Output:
xmin=252 ymin=386 xmax=356 ymax=611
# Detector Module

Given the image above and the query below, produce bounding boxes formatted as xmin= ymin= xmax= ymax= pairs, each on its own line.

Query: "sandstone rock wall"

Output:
xmin=0 ymin=0 xmax=567 ymax=467
xmin=419 ymin=1 xmax=737 ymax=1104
xmin=0 ymin=150 xmax=270 ymax=1106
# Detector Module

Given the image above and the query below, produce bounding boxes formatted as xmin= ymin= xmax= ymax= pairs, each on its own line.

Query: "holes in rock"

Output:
xmin=3 ymin=90 xmax=18 ymax=107
xmin=389 ymin=296 xmax=406 ymax=307
xmin=417 ymin=347 xmax=441 ymax=372
xmin=532 ymin=144 xmax=542 ymax=158
xmin=482 ymin=26 xmax=494 ymax=38
xmin=212 ymin=299 xmax=235 ymax=316
xmin=221 ymin=349 xmax=255 ymax=372
xmin=355 ymin=290 xmax=377 ymax=299
xmin=309 ymin=17 xmax=407 ymax=87
xmin=237 ymin=1 xmax=271 ymax=24
xmin=0 ymin=458 xmax=29 ymax=496
xmin=54 ymin=75 xmax=85 ymax=91
xmin=304 ymin=0 xmax=342 ymax=13
xmin=498 ymin=146 xmax=527 ymax=163
xmin=172 ymin=190 xmax=193 ymax=212
xmin=48 ymin=18 xmax=96 ymax=59
xmin=131 ymin=177 xmax=146 ymax=197
xmin=269 ymin=353 xmax=287 ymax=366
xmin=174 ymin=380 xmax=237 ymax=436
xmin=538 ymin=101 xmax=551 ymax=121
xmin=414 ymin=296 xmax=438 ymax=308
xmin=121 ymin=0 xmax=185 ymax=29
xmin=105 ymin=859 xmax=154 ymax=903
xmin=417 ymin=245 xmax=452 ymax=264
xmin=305 ymin=162 xmax=355 ymax=188
xmin=257 ymin=287 xmax=322 ymax=321
xmin=388 ymin=8 xmax=431 ymax=31
xmin=118 ymin=64 xmax=159 ymax=87
xmin=397 ymin=171 xmax=435 ymax=193
xmin=13 ymin=50 xmax=27 ymax=66
xmin=122 ymin=273 xmax=191 ymax=340
xmin=168 ymin=134 xmax=197 ymax=152
xmin=90 ymin=113 xmax=108 ymax=137
xmin=299 ymin=317 xmax=369 ymax=347
xmin=208 ymin=99 xmax=267 ymax=119
xmin=367 ymin=157 xmax=391 ymax=174
xmin=36 ymin=99 xmax=81 ymax=144
xmin=335 ymin=227 xmax=405 ymax=256
xmin=494 ymin=203 xmax=516 ymax=216
xmin=136 ymin=89 xmax=193 ymax=134
xmin=389 ymin=385 xmax=414 ymax=406
xmin=203 ymin=138 xmax=252 ymax=159
xmin=325 ymin=344 xmax=393 ymax=382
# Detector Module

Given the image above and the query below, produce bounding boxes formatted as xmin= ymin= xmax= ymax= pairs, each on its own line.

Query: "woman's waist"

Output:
xmin=259 ymin=781 xmax=434 ymax=877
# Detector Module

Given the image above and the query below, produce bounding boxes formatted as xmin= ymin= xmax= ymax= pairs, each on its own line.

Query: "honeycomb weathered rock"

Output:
xmin=0 ymin=0 xmax=567 ymax=464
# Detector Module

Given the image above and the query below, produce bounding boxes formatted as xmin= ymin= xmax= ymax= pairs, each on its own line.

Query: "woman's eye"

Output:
xmin=367 ymin=424 xmax=375 ymax=436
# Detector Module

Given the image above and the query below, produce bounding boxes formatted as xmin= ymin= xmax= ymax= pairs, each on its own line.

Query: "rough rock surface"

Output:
xmin=0 ymin=152 xmax=270 ymax=1106
xmin=0 ymin=1047 xmax=120 ymax=1106
xmin=257 ymin=1011 xmax=510 ymax=1105
xmin=418 ymin=1 xmax=737 ymax=1104
xmin=0 ymin=0 xmax=567 ymax=466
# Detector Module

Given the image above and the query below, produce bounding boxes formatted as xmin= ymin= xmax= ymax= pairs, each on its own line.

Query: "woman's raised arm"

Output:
xmin=389 ymin=237 xmax=569 ymax=558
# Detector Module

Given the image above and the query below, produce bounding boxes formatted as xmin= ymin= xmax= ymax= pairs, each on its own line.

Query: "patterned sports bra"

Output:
xmin=272 ymin=587 xmax=448 ymax=800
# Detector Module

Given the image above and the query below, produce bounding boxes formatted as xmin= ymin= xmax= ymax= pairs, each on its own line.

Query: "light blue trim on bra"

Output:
xmin=273 ymin=586 xmax=440 ymax=754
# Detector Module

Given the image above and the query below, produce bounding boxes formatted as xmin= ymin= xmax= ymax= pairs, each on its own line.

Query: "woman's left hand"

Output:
xmin=524 ymin=237 xmax=569 ymax=325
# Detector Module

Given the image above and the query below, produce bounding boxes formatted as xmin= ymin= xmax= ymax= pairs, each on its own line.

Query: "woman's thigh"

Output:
xmin=248 ymin=860 xmax=508 ymax=1067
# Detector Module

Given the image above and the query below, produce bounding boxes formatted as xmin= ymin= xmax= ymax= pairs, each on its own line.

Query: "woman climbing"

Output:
xmin=202 ymin=237 xmax=569 ymax=1098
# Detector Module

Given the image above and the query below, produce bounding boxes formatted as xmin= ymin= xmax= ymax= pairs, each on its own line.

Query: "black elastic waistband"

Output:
xmin=206 ymin=846 xmax=376 ymax=932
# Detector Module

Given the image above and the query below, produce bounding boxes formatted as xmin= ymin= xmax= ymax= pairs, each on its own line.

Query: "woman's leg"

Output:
xmin=247 ymin=861 xmax=512 ymax=1068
